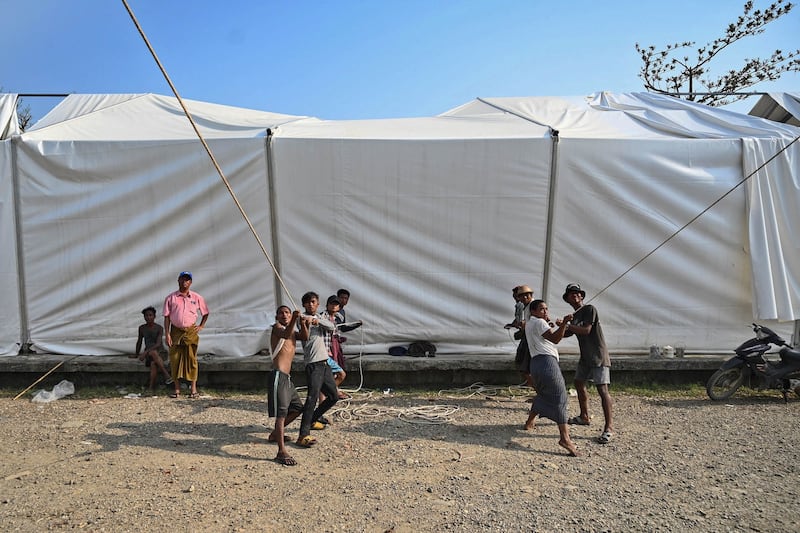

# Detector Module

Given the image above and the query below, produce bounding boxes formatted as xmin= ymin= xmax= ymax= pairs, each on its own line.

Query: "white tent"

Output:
xmin=748 ymin=92 xmax=800 ymax=126
xmin=2 ymin=92 xmax=798 ymax=356
xmin=272 ymin=93 xmax=800 ymax=353
xmin=11 ymin=94 xmax=313 ymax=355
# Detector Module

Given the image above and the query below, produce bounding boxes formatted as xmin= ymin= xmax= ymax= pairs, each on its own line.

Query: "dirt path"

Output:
xmin=1 ymin=388 xmax=798 ymax=532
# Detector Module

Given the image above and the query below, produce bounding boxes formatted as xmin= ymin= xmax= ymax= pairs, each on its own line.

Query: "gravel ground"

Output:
xmin=1 ymin=385 xmax=799 ymax=532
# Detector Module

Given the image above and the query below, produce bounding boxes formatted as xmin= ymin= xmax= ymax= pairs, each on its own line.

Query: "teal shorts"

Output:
xmin=327 ymin=357 xmax=344 ymax=374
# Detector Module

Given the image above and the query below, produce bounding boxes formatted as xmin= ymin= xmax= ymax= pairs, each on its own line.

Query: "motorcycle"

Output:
xmin=706 ymin=323 xmax=800 ymax=402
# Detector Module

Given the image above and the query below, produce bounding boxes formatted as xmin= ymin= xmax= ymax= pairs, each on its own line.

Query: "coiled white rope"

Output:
xmin=437 ymin=381 xmax=532 ymax=400
xmin=327 ymin=394 xmax=461 ymax=425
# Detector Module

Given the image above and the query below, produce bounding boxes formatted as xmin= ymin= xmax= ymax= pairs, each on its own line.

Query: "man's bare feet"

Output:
xmin=524 ymin=412 xmax=537 ymax=430
xmin=524 ymin=411 xmax=538 ymax=431
xmin=558 ymin=439 xmax=580 ymax=457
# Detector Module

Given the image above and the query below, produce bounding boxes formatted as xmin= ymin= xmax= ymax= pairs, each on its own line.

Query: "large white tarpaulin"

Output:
xmin=271 ymin=116 xmax=553 ymax=353
xmin=12 ymin=94 xmax=313 ymax=356
xmin=28 ymin=93 xmax=313 ymax=139
xmin=744 ymin=138 xmax=800 ymax=321
xmin=2 ymin=92 xmax=799 ymax=356
xmin=767 ymin=93 xmax=800 ymax=122
xmin=1 ymin=95 xmax=21 ymax=355
xmin=748 ymin=92 xmax=800 ymax=126
xmin=14 ymin=138 xmax=277 ymax=355
xmin=0 ymin=94 xmax=19 ymax=139
xmin=442 ymin=93 xmax=800 ymax=350
xmin=0 ymin=139 xmax=21 ymax=355
xmin=549 ymin=137 xmax=754 ymax=350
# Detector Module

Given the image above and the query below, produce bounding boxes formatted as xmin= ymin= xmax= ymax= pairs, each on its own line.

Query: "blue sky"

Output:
xmin=2 ymin=0 xmax=798 ymax=124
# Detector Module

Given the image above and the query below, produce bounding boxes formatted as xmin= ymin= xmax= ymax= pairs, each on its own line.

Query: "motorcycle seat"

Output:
xmin=778 ymin=346 xmax=800 ymax=364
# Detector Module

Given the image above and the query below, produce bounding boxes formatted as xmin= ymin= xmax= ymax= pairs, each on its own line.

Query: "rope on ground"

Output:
xmin=297 ymin=385 xmax=463 ymax=425
xmin=320 ymin=379 xmax=533 ymax=424
xmin=320 ymin=391 xmax=461 ymax=425
xmin=437 ymin=382 xmax=532 ymax=400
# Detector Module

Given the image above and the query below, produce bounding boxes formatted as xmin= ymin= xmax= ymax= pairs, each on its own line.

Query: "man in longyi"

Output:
xmin=163 ymin=271 xmax=209 ymax=399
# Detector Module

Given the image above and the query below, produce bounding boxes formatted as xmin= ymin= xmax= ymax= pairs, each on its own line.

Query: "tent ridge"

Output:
xmin=476 ymin=97 xmax=557 ymax=132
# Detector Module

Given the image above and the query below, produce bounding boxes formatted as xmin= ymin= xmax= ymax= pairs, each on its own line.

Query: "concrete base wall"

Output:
xmin=0 ymin=353 xmax=729 ymax=392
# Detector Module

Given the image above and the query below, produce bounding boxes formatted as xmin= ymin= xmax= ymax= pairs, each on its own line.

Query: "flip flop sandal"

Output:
xmin=311 ymin=421 xmax=326 ymax=430
xmin=189 ymin=392 xmax=200 ymax=399
xmin=598 ymin=431 xmax=613 ymax=444
xmin=567 ymin=416 xmax=591 ymax=426
xmin=267 ymin=435 xmax=292 ymax=443
xmin=274 ymin=454 xmax=297 ymax=466
xmin=169 ymin=392 xmax=180 ymax=398
xmin=296 ymin=435 xmax=317 ymax=447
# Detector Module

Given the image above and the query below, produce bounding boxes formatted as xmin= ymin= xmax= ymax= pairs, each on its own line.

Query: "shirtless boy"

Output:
xmin=266 ymin=305 xmax=305 ymax=466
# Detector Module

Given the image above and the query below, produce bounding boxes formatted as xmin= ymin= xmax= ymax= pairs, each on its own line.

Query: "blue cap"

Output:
xmin=178 ymin=271 xmax=192 ymax=280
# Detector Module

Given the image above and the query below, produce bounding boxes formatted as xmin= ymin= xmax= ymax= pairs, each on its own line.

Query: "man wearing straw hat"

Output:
xmin=512 ymin=285 xmax=535 ymax=388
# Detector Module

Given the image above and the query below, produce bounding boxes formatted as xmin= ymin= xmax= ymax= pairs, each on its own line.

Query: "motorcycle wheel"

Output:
xmin=706 ymin=367 xmax=746 ymax=400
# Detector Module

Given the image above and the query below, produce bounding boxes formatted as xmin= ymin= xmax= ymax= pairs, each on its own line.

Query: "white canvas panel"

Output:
xmin=27 ymin=93 xmax=313 ymax=140
xmin=28 ymin=94 xmax=145 ymax=129
xmin=766 ymin=92 xmax=800 ymax=121
xmin=0 ymin=141 xmax=21 ymax=355
xmin=1 ymin=94 xmax=20 ymax=139
xmin=444 ymin=93 xmax=800 ymax=140
xmin=274 ymin=114 xmax=551 ymax=140
xmin=443 ymin=95 xmax=679 ymax=138
xmin=271 ymin=136 xmax=552 ymax=353
xmin=744 ymin=138 xmax=800 ymax=321
xmin=16 ymin=138 xmax=274 ymax=355
xmin=587 ymin=92 xmax=800 ymax=139
xmin=547 ymin=138 xmax=791 ymax=353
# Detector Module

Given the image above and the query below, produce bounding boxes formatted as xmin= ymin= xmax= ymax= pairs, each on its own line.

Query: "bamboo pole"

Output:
xmin=13 ymin=359 xmax=67 ymax=400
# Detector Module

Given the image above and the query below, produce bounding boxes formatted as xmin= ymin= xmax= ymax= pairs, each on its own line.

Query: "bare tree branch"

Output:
xmin=635 ymin=0 xmax=799 ymax=106
xmin=17 ymin=101 xmax=32 ymax=132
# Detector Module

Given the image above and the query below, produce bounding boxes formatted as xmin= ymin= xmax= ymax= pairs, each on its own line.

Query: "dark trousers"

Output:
xmin=299 ymin=360 xmax=339 ymax=436
xmin=514 ymin=333 xmax=531 ymax=373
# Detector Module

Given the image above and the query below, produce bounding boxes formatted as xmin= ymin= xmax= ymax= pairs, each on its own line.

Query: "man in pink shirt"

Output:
xmin=163 ymin=271 xmax=209 ymax=398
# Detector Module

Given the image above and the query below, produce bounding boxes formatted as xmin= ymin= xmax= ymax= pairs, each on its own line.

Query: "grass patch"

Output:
xmin=613 ymin=383 xmax=707 ymax=398
xmin=1 ymin=381 xmax=789 ymax=402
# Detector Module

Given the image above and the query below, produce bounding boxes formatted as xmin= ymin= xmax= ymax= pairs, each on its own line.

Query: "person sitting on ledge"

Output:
xmin=132 ymin=306 xmax=173 ymax=391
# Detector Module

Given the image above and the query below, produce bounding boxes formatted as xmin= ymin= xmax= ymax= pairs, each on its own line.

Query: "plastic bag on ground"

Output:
xmin=31 ymin=380 xmax=76 ymax=403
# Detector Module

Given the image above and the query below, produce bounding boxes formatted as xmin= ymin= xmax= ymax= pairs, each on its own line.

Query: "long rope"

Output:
xmin=120 ymin=0 xmax=297 ymax=310
xmin=340 ymin=322 xmax=367 ymax=394
xmin=327 ymin=394 xmax=461 ymax=425
xmin=588 ymin=134 xmax=800 ymax=304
